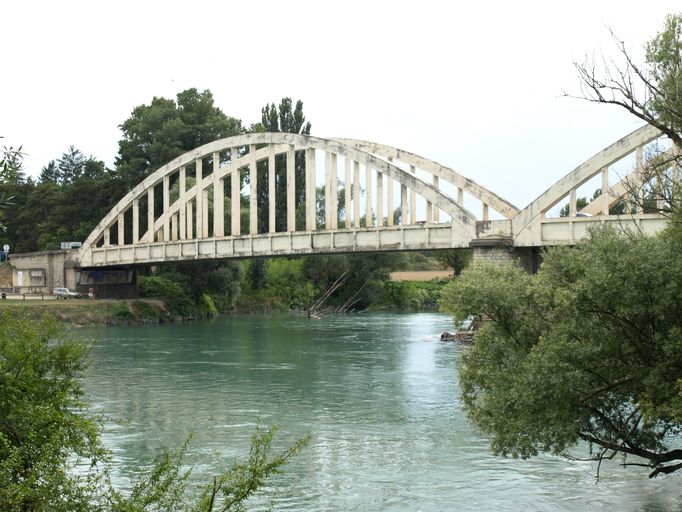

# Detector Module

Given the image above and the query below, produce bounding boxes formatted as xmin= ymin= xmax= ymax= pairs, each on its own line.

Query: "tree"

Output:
xmin=56 ymin=146 xmax=87 ymax=184
xmin=433 ymin=249 xmax=472 ymax=276
xmin=0 ymin=311 xmax=307 ymax=510
xmin=571 ymin=13 xmax=682 ymax=214
xmin=116 ymin=88 xmax=244 ymax=190
xmin=440 ymin=225 xmax=682 ymax=478
xmin=253 ymin=98 xmax=311 ymax=233
xmin=246 ymin=98 xmax=312 ymax=290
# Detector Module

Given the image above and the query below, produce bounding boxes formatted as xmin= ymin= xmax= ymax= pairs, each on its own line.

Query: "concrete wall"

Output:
xmin=10 ymin=249 xmax=138 ymax=297
xmin=10 ymin=249 xmax=79 ymax=294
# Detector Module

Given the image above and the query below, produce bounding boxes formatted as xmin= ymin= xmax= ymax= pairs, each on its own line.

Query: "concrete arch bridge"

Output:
xmin=9 ymin=125 xmax=671 ymax=295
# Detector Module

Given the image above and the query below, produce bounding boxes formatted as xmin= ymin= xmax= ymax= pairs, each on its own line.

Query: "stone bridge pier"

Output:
xmin=470 ymin=237 xmax=541 ymax=274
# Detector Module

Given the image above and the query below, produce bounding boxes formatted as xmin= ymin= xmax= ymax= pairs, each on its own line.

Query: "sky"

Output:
xmin=2 ymin=0 xmax=680 ymax=211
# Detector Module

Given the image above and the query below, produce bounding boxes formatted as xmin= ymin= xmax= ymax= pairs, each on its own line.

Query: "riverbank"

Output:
xmin=0 ymin=298 xmax=182 ymax=326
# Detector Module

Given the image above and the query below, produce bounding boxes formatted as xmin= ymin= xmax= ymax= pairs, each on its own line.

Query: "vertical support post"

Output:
xmin=163 ymin=175 xmax=170 ymax=241
xmin=324 ymin=152 xmax=331 ymax=229
xmin=601 ymin=167 xmax=609 ymax=215
xmin=213 ymin=153 xmax=224 ymax=237
xmin=330 ymin=153 xmax=338 ymax=229
xmin=387 ymin=173 xmax=394 ymax=228
xmin=202 ymin=189 xmax=209 ymax=237
xmin=132 ymin=198 xmax=139 ymax=243
xmin=287 ymin=145 xmax=296 ymax=232
xmin=365 ymin=162 xmax=372 ymax=227
xmin=186 ymin=201 xmax=194 ymax=239
xmin=104 ymin=227 xmax=110 ymax=247
xmin=118 ymin=213 xmax=124 ymax=245
xmin=231 ymin=148 xmax=240 ymax=236
xmin=147 ymin=188 xmax=155 ymax=242
xmin=409 ymin=165 xmax=417 ymax=225
xmin=376 ymin=171 xmax=383 ymax=227
xmin=401 ymin=184 xmax=407 ymax=226
xmin=179 ymin=166 xmax=186 ymax=239
xmin=482 ymin=203 xmax=489 ymax=221
xmin=305 ymin=148 xmax=315 ymax=231
xmin=569 ymin=188 xmax=577 ymax=217
xmin=171 ymin=213 xmax=178 ymax=240
xmin=432 ymin=175 xmax=439 ymax=223
xmin=425 ymin=202 xmax=432 ymax=224
xmin=195 ymin=158 xmax=203 ymax=238
xmin=457 ymin=187 xmax=464 ymax=205
xmin=636 ymin=146 xmax=643 ymax=213
xmin=353 ymin=161 xmax=361 ymax=228
xmin=269 ymin=148 xmax=276 ymax=233
xmin=250 ymin=151 xmax=258 ymax=235
xmin=344 ymin=158 xmax=351 ymax=228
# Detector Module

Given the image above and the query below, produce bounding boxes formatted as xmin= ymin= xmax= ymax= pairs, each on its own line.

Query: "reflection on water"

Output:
xmin=83 ymin=313 xmax=682 ymax=511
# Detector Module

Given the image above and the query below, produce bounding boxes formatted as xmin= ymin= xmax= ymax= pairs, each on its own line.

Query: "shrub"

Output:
xmin=138 ymin=275 xmax=184 ymax=299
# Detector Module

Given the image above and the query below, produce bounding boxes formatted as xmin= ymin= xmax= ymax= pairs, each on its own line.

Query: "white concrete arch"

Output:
xmin=332 ymin=138 xmax=520 ymax=220
xmin=512 ymin=124 xmax=665 ymax=246
xmin=78 ymin=133 xmax=479 ymax=267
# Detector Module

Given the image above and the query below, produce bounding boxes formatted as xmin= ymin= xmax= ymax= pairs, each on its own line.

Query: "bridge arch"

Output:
xmin=332 ymin=138 xmax=519 ymax=220
xmin=78 ymin=133 xmax=495 ymax=267
xmin=512 ymin=124 xmax=668 ymax=246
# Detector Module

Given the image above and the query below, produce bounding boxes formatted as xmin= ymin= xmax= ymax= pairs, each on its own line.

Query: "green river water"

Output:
xmin=82 ymin=313 xmax=681 ymax=511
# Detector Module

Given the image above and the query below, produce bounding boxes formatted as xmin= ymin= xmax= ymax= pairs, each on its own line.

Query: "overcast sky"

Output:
xmin=2 ymin=0 xmax=680 ymax=209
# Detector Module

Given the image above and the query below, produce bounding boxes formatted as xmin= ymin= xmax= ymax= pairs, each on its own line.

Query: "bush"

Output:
xmin=378 ymin=281 xmax=444 ymax=309
xmin=138 ymin=275 xmax=184 ymax=299
xmin=109 ymin=302 xmax=134 ymax=321
xmin=165 ymin=295 xmax=198 ymax=318
xmin=131 ymin=300 xmax=163 ymax=321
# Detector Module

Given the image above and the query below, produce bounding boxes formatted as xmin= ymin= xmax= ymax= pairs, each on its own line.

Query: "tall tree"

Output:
xmin=254 ymin=97 xmax=311 ymax=233
xmin=116 ymin=88 xmax=244 ymax=190
xmin=247 ymin=98 xmax=312 ymax=289
xmin=56 ymin=146 xmax=86 ymax=184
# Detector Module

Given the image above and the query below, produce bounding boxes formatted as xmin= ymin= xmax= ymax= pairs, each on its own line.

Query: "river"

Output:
xmin=83 ymin=313 xmax=681 ymax=511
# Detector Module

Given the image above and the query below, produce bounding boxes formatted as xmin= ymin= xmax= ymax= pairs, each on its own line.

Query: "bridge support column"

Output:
xmin=470 ymin=237 xmax=541 ymax=274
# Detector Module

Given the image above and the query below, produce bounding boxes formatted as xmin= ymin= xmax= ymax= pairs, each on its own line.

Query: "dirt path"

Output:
xmin=390 ymin=270 xmax=452 ymax=281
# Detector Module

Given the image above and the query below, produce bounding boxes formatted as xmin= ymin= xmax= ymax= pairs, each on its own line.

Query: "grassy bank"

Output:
xmin=0 ymin=298 xmax=181 ymax=326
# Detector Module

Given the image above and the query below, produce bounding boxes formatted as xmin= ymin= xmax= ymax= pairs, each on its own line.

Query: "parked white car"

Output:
xmin=53 ymin=287 xmax=81 ymax=299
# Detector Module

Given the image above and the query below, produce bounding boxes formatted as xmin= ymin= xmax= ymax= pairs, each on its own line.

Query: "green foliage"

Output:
xmin=116 ymin=88 xmax=244 ymax=189
xmin=0 ymin=312 xmax=104 ymax=511
xmin=251 ymin=98 xmax=311 ymax=234
xmin=645 ymin=14 xmax=682 ymax=135
xmin=110 ymin=302 xmax=135 ymax=322
xmin=138 ymin=275 xmax=184 ymax=299
xmin=165 ymin=295 xmax=199 ymax=319
xmin=0 ymin=311 xmax=308 ymax=510
xmin=200 ymin=293 xmax=218 ymax=316
xmin=0 ymin=145 xmax=25 ymax=184
xmin=433 ymin=249 xmax=472 ymax=276
xmin=131 ymin=300 xmax=163 ymax=321
xmin=265 ymin=258 xmax=316 ymax=310
xmin=379 ymin=280 xmax=445 ymax=309
xmin=440 ymin=226 xmax=682 ymax=477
